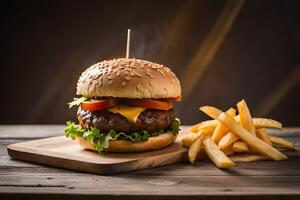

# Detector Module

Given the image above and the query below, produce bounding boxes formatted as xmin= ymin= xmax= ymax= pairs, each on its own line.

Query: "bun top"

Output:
xmin=76 ymin=58 xmax=181 ymax=99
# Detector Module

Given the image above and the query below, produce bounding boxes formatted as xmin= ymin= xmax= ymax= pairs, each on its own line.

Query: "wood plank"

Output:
xmin=1 ymin=156 xmax=300 ymax=176
xmin=6 ymin=135 xmax=188 ymax=174
xmin=0 ymin=125 xmax=63 ymax=138
xmin=0 ymin=193 xmax=299 ymax=200
xmin=0 ymin=130 xmax=300 ymax=175
xmin=0 ymin=175 xmax=299 ymax=195
xmin=1 ymin=145 xmax=300 ymax=177
xmin=5 ymin=130 xmax=299 ymax=175
xmin=0 ymin=156 xmax=42 ymax=167
xmin=1 ymin=126 xmax=300 ymax=199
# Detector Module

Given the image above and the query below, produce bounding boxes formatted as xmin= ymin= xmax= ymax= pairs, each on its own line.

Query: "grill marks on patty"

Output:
xmin=77 ymin=107 xmax=175 ymax=134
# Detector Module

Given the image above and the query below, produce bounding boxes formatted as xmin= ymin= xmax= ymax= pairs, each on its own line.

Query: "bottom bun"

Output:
xmin=77 ymin=131 xmax=177 ymax=153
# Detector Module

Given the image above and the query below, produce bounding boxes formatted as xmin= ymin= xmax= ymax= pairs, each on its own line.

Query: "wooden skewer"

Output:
xmin=126 ymin=29 xmax=131 ymax=59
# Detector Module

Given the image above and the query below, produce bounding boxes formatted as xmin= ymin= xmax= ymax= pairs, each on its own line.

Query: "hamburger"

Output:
xmin=65 ymin=58 xmax=181 ymax=152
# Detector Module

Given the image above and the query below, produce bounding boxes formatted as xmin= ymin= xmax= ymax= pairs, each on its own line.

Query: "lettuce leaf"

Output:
xmin=170 ymin=118 xmax=181 ymax=133
xmin=67 ymin=97 xmax=88 ymax=108
xmin=65 ymin=121 xmax=85 ymax=139
xmin=64 ymin=118 xmax=180 ymax=153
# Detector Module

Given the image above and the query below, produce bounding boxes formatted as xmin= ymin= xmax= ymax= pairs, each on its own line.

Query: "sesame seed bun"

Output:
xmin=76 ymin=131 xmax=177 ymax=152
xmin=76 ymin=58 xmax=181 ymax=99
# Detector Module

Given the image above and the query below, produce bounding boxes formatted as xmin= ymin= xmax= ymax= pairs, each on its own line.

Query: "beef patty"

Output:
xmin=77 ymin=107 xmax=175 ymax=134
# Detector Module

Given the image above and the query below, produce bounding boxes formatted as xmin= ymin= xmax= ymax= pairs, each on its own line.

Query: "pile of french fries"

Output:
xmin=182 ymin=99 xmax=295 ymax=168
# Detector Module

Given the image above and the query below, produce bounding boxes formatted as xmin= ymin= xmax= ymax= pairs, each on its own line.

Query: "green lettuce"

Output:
xmin=64 ymin=119 xmax=180 ymax=153
xmin=67 ymin=97 xmax=88 ymax=108
xmin=170 ymin=118 xmax=181 ymax=133
xmin=65 ymin=121 xmax=85 ymax=139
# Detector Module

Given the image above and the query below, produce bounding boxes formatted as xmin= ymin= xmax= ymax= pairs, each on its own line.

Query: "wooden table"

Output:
xmin=0 ymin=125 xmax=300 ymax=200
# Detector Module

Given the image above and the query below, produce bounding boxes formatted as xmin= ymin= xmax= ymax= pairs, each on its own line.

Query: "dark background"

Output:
xmin=0 ymin=0 xmax=299 ymax=125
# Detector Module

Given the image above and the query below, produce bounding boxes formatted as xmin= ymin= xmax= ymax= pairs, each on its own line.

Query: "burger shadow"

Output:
xmin=81 ymin=142 xmax=244 ymax=177
xmin=94 ymin=144 xmax=243 ymax=177
xmin=98 ymin=142 xmax=185 ymax=159
xmin=117 ymin=159 xmax=242 ymax=179
xmin=219 ymin=167 xmax=241 ymax=175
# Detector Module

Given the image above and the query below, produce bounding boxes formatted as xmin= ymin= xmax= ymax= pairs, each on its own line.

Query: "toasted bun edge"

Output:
xmin=76 ymin=131 xmax=177 ymax=152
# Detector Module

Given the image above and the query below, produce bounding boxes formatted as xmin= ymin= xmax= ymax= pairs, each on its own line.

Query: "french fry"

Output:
xmin=236 ymin=112 xmax=258 ymax=158
xmin=188 ymin=135 xmax=205 ymax=163
xmin=187 ymin=99 xmax=292 ymax=169
xmin=253 ymin=118 xmax=282 ymax=129
xmin=233 ymin=141 xmax=250 ymax=153
xmin=256 ymin=128 xmax=272 ymax=146
xmin=191 ymin=117 xmax=282 ymax=133
xmin=189 ymin=120 xmax=218 ymax=133
xmin=227 ymin=108 xmax=237 ymax=117
xmin=200 ymin=106 xmax=287 ymax=160
xmin=218 ymin=132 xmax=239 ymax=150
xmin=222 ymin=144 xmax=234 ymax=156
xmin=237 ymin=116 xmax=281 ymax=130
xmin=182 ymin=133 xmax=200 ymax=147
xmin=182 ymin=129 xmax=213 ymax=147
xmin=269 ymin=136 xmax=295 ymax=150
xmin=199 ymin=126 xmax=217 ymax=134
xmin=237 ymin=100 xmax=256 ymax=135
xmin=217 ymin=112 xmax=288 ymax=161
xmin=199 ymin=106 xmax=222 ymax=119
xmin=235 ymin=115 xmax=240 ymax=123
xmin=212 ymin=108 xmax=236 ymax=143
xmin=212 ymin=124 xmax=227 ymax=143
xmin=203 ymin=136 xmax=235 ymax=168
xmin=189 ymin=125 xmax=198 ymax=133
xmin=230 ymin=154 xmax=270 ymax=162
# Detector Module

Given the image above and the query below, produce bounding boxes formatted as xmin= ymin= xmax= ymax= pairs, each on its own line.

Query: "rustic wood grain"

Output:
xmin=7 ymin=135 xmax=188 ymax=174
xmin=0 ymin=125 xmax=63 ymax=138
xmin=0 ymin=125 xmax=300 ymax=200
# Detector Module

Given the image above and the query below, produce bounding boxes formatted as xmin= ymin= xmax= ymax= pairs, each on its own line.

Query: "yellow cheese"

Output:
xmin=108 ymin=105 xmax=146 ymax=123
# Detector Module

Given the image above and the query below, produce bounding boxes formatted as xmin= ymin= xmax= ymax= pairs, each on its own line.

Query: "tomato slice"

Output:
xmin=81 ymin=99 xmax=116 ymax=111
xmin=157 ymin=96 xmax=182 ymax=102
xmin=174 ymin=96 xmax=182 ymax=102
xmin=127 ymin=99 xmax=172 ymax=110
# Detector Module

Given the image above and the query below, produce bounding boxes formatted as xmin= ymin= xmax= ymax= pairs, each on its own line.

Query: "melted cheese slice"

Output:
xmin=108 ymin=105 xmax=146 ymax=123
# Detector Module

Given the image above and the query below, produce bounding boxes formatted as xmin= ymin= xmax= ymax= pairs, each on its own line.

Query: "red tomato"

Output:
xmin=174 ymin=96 xmax=182 ymax=102
xmin=81 ymin=99 xmax=116 ymax=111
xmin=128 ymin=99 xmax=172 ymax=110
xmin=158 ymin=96 xmax=182 ymax=102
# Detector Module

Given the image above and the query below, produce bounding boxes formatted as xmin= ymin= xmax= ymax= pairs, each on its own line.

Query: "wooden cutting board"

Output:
xmin=7 ymin=132 xmax=188 ymax=174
